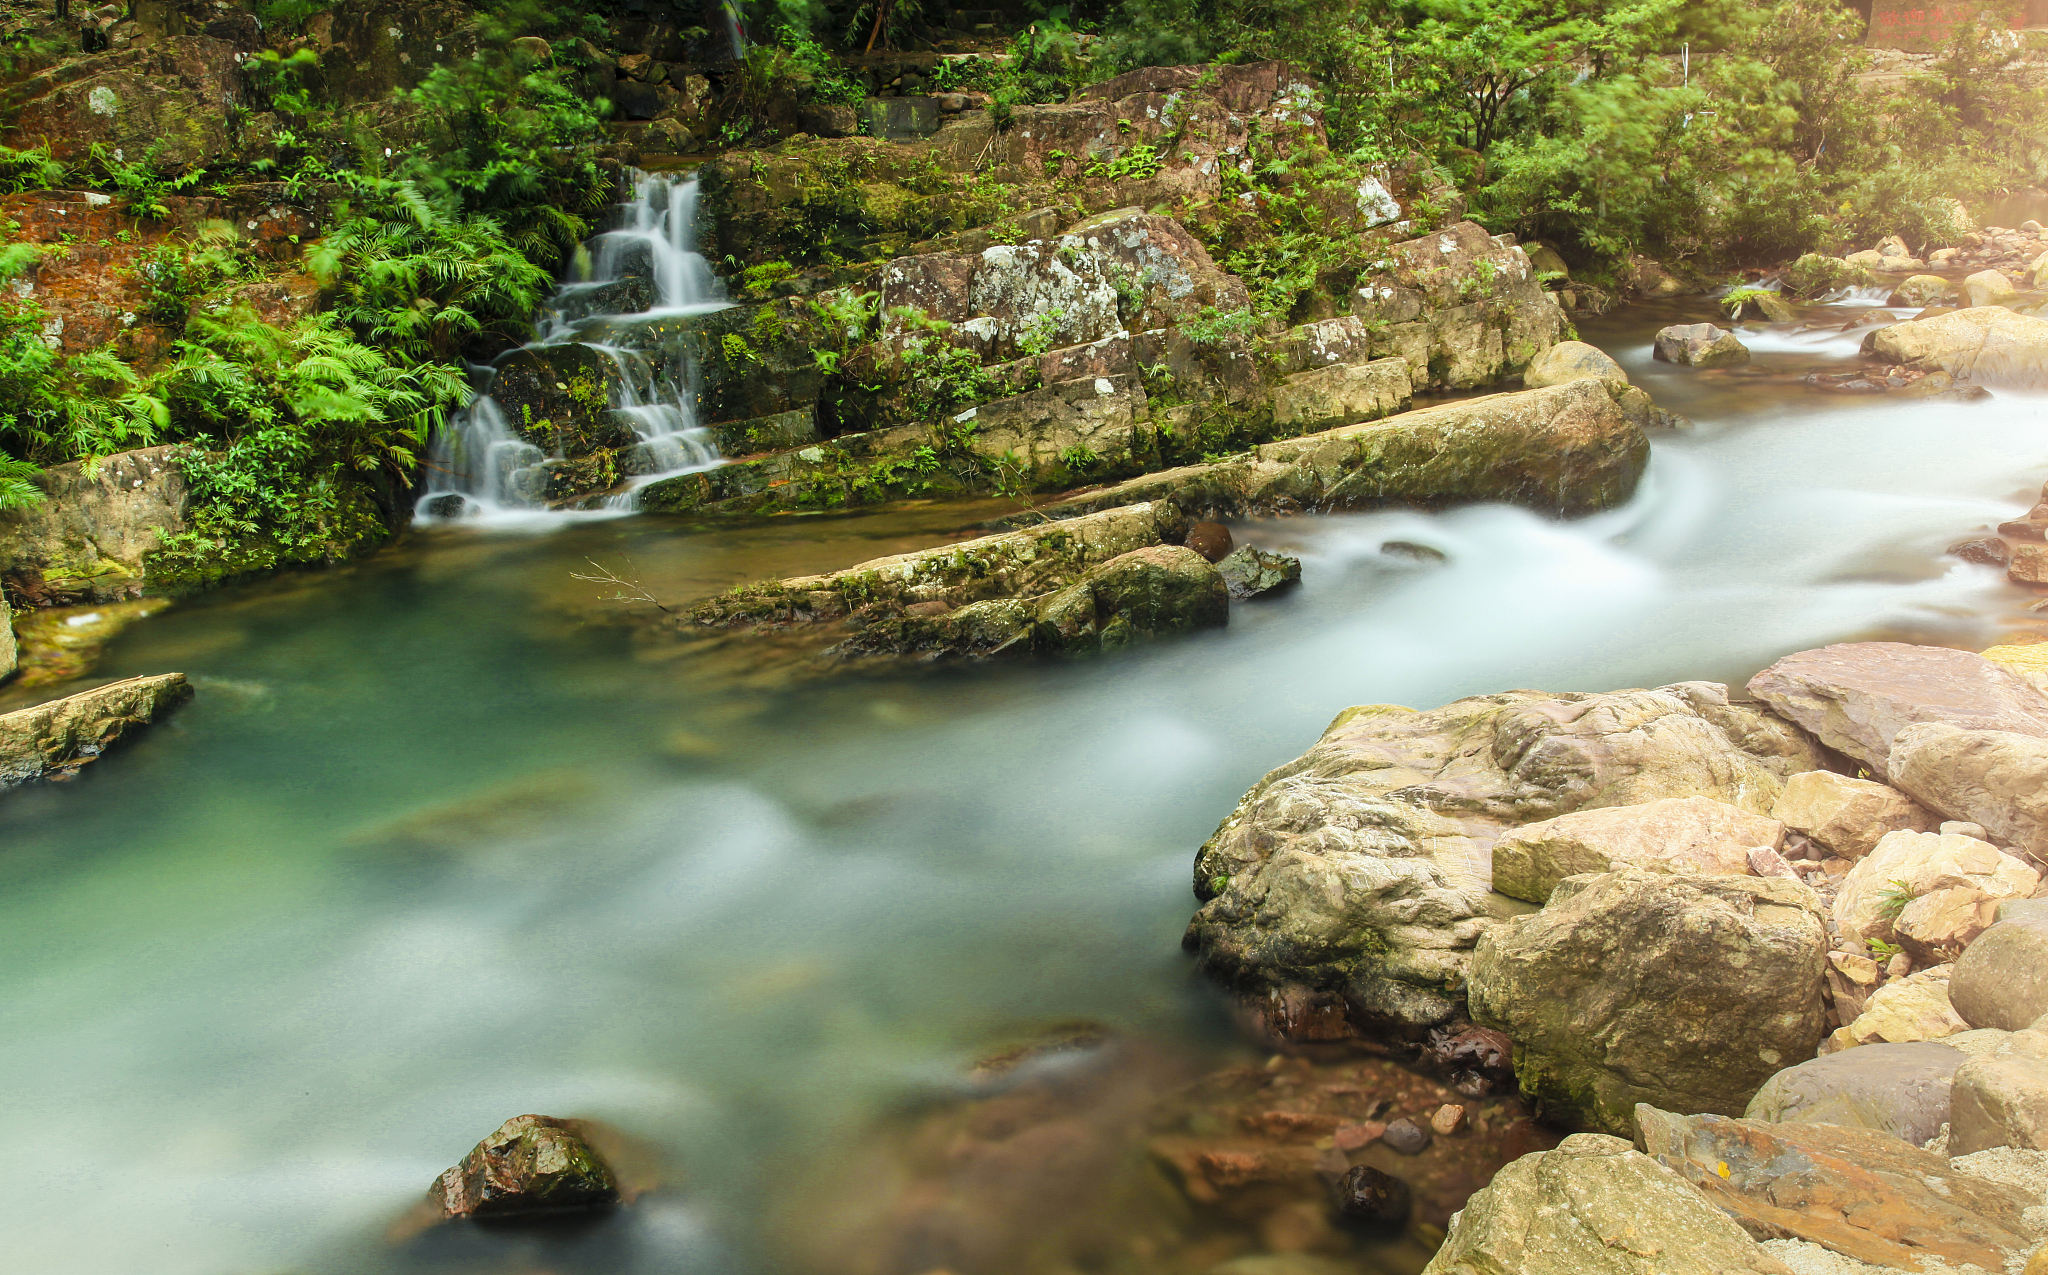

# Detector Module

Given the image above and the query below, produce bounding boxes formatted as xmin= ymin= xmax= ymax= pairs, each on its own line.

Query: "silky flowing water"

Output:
xmin=5 ymin=301 xmax=2048 ymax=1275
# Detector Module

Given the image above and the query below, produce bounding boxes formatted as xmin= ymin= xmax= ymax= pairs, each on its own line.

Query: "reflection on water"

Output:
xmin=2 ymin=308 xmax=2048 ymax=1275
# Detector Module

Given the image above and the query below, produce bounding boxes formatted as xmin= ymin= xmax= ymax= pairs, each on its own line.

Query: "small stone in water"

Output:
xmin=1380 ymin=540 xmax=1446 ymax=563
xmin=1429 ymin=1103 xmax=1466 ymax=1136
xmin=1184 ymin=521 xmax=1234 ymax=562
xmin=1330 ymin=1163 xmax=1410 ymax=1225
xmin=1948 ymin=537 xmax=2012 ymax=567
xmin=1217 ymin=546 xmax=1302 ymax=600
xmin=1333 ymin=1120 xmax=1384 ymax=1151
xmin=1381 ymin=1116 xmax=1431 ymax=1154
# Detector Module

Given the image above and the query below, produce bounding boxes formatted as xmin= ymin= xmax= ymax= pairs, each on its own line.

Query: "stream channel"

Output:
xmin=3 ymin=291 xmax=2047 ymax=1275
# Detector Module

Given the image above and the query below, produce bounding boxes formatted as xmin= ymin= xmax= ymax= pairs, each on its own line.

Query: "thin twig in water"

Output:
xmin=571 ymin=558 xmax=670 ymax=612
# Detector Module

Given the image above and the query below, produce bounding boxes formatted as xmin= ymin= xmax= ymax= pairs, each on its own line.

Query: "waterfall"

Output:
xmin=417 ymin=172 xmax=730 ymax=522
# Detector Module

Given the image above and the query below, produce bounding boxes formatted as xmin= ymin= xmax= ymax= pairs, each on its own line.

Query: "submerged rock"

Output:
xmin=1419 ymin=1134 xmax=1791 ymax=1275
xmin=1653 ymin=323 xmax=1749 ymax=368
xmin=1217 ymin=546 xmax=1301 ymax=600
xmin=1329 ymin=1163 xmax=1409 ymax=1224
xmin=0 ymin=673 xmax=191 ymax=789
xmin=1469 ymin=870 xmax=1828 ymax=1135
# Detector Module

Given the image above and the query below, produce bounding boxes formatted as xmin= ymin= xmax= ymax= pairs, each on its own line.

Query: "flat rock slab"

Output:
xmin=1747 ymin=641 xmax=2048 ymax=772
xmin=1634 ymin=1105 xmax=2036 ymax=1271
xmin=0 ymin=672 xmax=190 ymax=788
xmin=1742 ymin=1040 xmax=1966 ymax=1145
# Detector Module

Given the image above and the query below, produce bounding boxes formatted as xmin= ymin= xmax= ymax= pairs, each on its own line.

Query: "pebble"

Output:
xmin=1429 ymin=1103 xmax=1465 ymax=1135
xmin=1382 ymin=1116 xmax=1431 ymax=1155
xmin=1333 ymin=1120 xmax=1384 ymax=1151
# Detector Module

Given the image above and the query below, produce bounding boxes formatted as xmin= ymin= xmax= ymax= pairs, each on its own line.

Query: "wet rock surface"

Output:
xmin=1654 ymin=322 xmax=1750 ymax=367
xmin=0 ymin=672 xmax=191 ymax=789
xmin=1217 ymin=546 xmax=1302 ymax=600
xmin=426 ymin=1115 xmax=624 ymax=1222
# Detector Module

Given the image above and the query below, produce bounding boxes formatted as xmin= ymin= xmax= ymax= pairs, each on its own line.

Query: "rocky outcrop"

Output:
xmin=1633 ymin=1106 xmax=2038 ymax=1272
xmin=1770 ymin=770 xmax=1935 ymax=860
xmin=0 ymin=446 xmax=189 ymax=604
xmin=0 ymin=672 xmax=190 ymax=788
xmin=2 ymin=34 xmax=247 ymax=167
xmin=1746 ymin=641 xmax=2048 ymax=772
xmin=1353 ymin=221 xmax=1570 ymax=390
xmin=1861 ymin=307 xmax=2048 ymax=390
xmin=1742 ymin=1041 xmax=1965 ymax=1145
xmin=1489 ymin=796 xmax=1784 ymax=904
xmin=1419 ymin=1133 xmax=1793 ymax=1275
xmin=1185 ymin=681 xmax=1826 ymax=1037
xmin=1887 ymin=722 xmax=2048 ymax=860
xmin=1469 ymin=871 xmax=1827 ymax=1135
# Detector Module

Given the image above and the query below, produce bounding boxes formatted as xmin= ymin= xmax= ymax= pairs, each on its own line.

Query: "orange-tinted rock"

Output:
xmin=1184 ymin=521 xmax=1234 ymax=562
xmin=1633 ymin=1105 xmax=2035 ymax=1271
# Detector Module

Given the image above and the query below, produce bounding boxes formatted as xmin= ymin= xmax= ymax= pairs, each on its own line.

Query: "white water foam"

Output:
xmin=416 ymin=173 xmax=731 ymax=526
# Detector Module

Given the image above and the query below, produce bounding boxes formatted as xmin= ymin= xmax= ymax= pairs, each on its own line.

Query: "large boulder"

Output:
xmin=1633 ymin=1105 xmax=2037 ymax=1272
xmin=0 ymin=446 xmax=189 ymax=604
xmin=1888 ymin=274 xmax=1953 ymax=307
xmin=1653 ymin=323 xmax=1748 ymax=368
xmin=1830 ymin=828 xmax=2037 ymax=956
xmin=1746 ymin=641 xmax=2048 ymax=772
xmin=1951 ymin=917 xmax=2048 ymax=1030
xmin=0 ymin=673 xmax=191 ymax=789
xmin=1521 ymin=339 xmax=1627 ymax=390
xmin=1489 ymin=795 xmax=1784 ymax=904
xmin=1887 ymin=722 xmax=2048 ymax=861
xmin=1469 ymin=871 xmax=1826 ymax=1135
xmin=1962 ymin=268 xmax=2018 ymax=308
xmin=1952 ymin=1029 xmax=2048 ymax=1155
xmin=1187 ymin=682 xmax=1828 ymax=1037
xmin=1861 ymin=306 xmax=2048 ymax=390
xmin=954 ymin=374 xmax=1151 ymax=480
xmin=1742 ymin=1041 xmax=1966 ymax=1145
xmin=1770 ymin=770 xmax=1935 ymax=859
xmin=1417 ymin=1133 xmax=1792 ymax=1275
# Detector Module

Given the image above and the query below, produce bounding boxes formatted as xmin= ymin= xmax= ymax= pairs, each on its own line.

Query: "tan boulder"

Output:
xmin=1522 ymin=339 xmax=1628 ymax=390
xmin=1951 ymin=916 xmax=2048 ymax=1030
xmin=1189 ymin=681 xmax=1828 ymax=1035
xmin=1963 ymin=268 xmax=2018 ymax=308
xmin=1837 ymin=965 xmax=1971 ymax=1047
xmin=1747 ymin=641 xmax=2048 ymax=772
xmin=1951 ymin=1030 xmax=2048 ymax=1155
xmin=1832 ymin=829 xmax=2037 ymax=948
xmin=1981 ymin=642 xmax=2048 ymax=691
xmin=1418 ymin=1133 xmax=1792 ymax=1275
xmin=1860 ymin=306 xmax=2048 ymax=390
xmin=2031 ymin=248 xmax=2048 ymax=289
xmin=1633 ymin=1105 xmax=2037 ymax=1272
xmin=1771 ymin=770 xmax=1935 ymax=859
xmin=1886 ymin=721 xmax=2048 ymax=861
xmin=1490 ymin=795 xmax=1783 ymax=903
xmin=1888 ymin=274 xmax=1953 ymax=307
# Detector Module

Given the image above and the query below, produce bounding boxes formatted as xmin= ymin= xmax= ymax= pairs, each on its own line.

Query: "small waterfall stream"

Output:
xmin=418 ymin=173 xmax=731 ymax=521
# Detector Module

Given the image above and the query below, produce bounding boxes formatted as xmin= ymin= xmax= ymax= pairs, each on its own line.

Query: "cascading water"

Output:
xmin=417 ymin=172 xmax=731 ymax=522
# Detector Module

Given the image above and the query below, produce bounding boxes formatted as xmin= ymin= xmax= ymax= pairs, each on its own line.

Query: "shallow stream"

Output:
xmin=4 ymin=301 xmax=2048 ymax=1275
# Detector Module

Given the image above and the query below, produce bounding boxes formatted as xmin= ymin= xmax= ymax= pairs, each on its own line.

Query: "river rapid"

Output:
xmin=4 ymin=301 xmax=2047 ymax=1275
